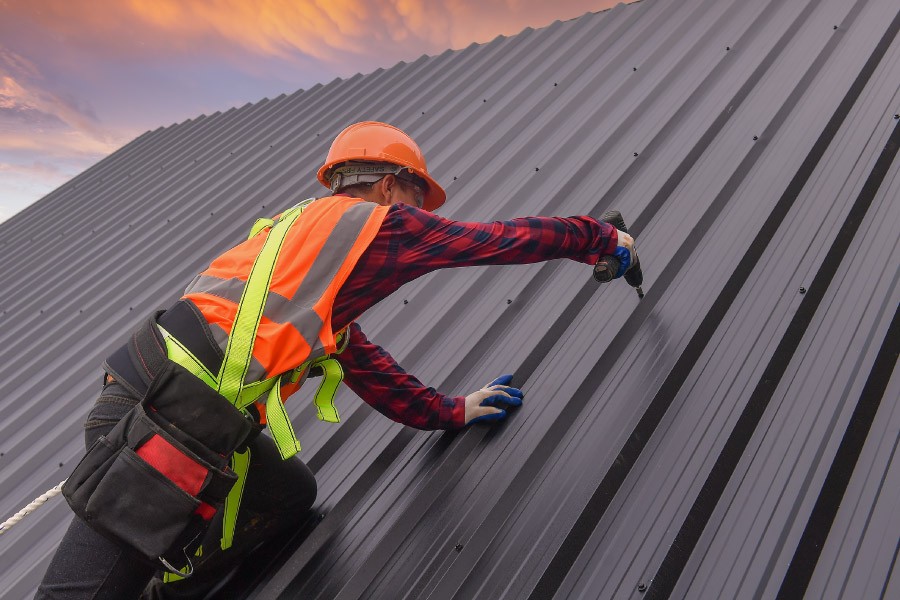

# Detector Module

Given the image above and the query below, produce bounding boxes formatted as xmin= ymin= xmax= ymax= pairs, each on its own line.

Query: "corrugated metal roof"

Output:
xmin=2 ymin=0 xmax=899 ymax=598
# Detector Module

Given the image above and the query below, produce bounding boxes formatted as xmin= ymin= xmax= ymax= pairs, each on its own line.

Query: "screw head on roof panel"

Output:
xmin=483 ymin=99 xmax=487 ymax=103
xmin=59 ymin=462 xmax=64 ymax=468
xmin=638 ymin=583 xmax=647 ymax=593
xmin=454 ymin=544 xmax=463 ymax=552
xmin=554 ymin=82 xmax=558 ymax=86
xmin=833 ymin=25 xmax=838 ymax=30
xmin=799 ymin=287 xmax=807 ymax=294
xmin=726 ymin=46 xmax=731 ymax=51
xmin=507 ymin=299 xmax=512 ymax=304
xmin=633 ymin=67 xmax=637 ymax=71
xmin=421 ymin=111 xmax=425 ymax=115
xmin=633 ymin=152 xmax=639 ymax=157
xmin=453 ymin=176 xmax=458 ymax=181
xmin=753 ymin=135 xmax=759 ymax=141
xmin=535 ymin=167 xmax=540 ymax=172
xmin=403 ymin=299 xmax=408 ymax=304
xmin=894 ymin=114 xmax=899 ymax=119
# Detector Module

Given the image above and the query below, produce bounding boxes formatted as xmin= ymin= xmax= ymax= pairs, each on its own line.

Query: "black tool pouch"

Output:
xmin=63 ymin=318 xmax=252 ymax=572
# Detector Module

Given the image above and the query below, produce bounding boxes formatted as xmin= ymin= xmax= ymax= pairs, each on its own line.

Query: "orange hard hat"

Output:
xmin=317 ymin=121 xmax=446 ymax=211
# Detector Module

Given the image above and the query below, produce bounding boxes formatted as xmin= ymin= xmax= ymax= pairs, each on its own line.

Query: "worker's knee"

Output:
xmin=243 ymin=436 xmax=317 ymax=516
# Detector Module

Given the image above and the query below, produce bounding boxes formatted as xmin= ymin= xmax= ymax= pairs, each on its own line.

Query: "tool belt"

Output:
xmin=62 ymin=314 xmax=253 ymax=572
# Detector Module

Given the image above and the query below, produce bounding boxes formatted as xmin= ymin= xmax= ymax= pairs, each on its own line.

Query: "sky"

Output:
xmin=0 ymin=0 xmax=630 ymax=224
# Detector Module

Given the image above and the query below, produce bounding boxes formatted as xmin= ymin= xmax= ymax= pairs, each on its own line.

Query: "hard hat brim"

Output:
xmin=317 ymin=158 xmax=446 ymax=212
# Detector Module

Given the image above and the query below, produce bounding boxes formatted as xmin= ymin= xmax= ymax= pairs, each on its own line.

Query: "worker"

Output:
xmin=35 ymin=121 xmax=636 ymax=599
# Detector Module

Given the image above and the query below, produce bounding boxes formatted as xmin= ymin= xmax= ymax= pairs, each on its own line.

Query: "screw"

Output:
xmin=833 ymin=25 xmax=838 ymax=30
xmin=507 ymin=299 xmax=512 ymax=304
xmin=894 ymin=114 xmax=899 ymax=119
xmin=553 ymin=82 xmax=558 ymax=86
xmin=633 ymin=152 xmax=639 ymax=157
xmin=638 ymin=582 xmax=647 ymax=593
xmin=633 ymin=67 xmax=637 ymax=71
xmin=535 ymin=167 xmax=540 ymax=172
xmin=483 ymin=99 xmax=487 ymax=103
xmin=726 ymin=46 xmax=731 ymax=51
xmin=753 ymin=135 xmax=759 ymax=141
xmin=318 ymin=513 xmax=326 ymax=521
xmin=454 ymin=544 xmax=463 ymax=552
xmin=58 ymin=462 xmax=64 ymax=468
xmin=422 ymin=111 xmax=425 ymax=115
xmin=403 ymin=299 xmax=409 ymax=305
xmin=799 ymin=287 xmax=807 ymax=294
xmin=453 ymin=176 xmax=458 ymax=181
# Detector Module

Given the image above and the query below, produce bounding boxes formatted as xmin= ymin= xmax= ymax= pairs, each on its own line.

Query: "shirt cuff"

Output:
xmin=440 ymin=395 xmax=467 ymax=429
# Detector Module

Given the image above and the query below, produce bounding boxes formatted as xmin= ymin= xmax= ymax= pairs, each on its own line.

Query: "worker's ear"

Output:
xmin=379 ymin=174 xmax=398 ymax=203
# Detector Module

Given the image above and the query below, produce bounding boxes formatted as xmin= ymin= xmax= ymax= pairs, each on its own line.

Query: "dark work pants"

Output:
xmin=35 ymin=382 xmax=317 ymax=600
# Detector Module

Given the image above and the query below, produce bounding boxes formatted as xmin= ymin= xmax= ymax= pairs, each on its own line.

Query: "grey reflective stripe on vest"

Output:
xmin=185 ymin=200 xmax=378 ymax=369
xmin=187 ymin=276 xmax=324 ymax=359
xmin=208 ymin=323 xmax=269 ymax=384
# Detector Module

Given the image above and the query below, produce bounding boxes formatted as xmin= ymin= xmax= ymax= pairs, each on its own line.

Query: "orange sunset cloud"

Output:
xmin=0 ymin=0 xmax=630 ymax=222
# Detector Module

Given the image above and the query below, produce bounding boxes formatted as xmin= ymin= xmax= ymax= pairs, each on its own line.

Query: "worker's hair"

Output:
xmin=336 ymin=175 xmax=418 ymax=199
xmin=335 ymin=181 xmax=376 ymax=198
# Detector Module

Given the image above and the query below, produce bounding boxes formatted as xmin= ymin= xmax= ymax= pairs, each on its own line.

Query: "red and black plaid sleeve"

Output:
xmin=332 ymin=203 xmax=619 ymax=431
xmin=337 ymin=322 xmax=465 ymax=430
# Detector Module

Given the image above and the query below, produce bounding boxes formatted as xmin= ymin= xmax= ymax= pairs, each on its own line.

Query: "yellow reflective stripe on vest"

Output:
xmin=221 ymin=448 xmax=251 ymax=551
xmin=159 ymin=324 xmax=280 ymax=412
xmin=217 ymin=200 xmax=309 ymax=403
xmin=266 ymin=377 xmax=303 ymax=459
xmin=312 ymin=358 xmax=343 ymax=423
xmin=158 ymin=325 xmax=217 ymax=389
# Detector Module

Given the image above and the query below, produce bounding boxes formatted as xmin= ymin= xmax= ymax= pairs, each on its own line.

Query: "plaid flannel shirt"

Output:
xmin=325 ymin=202 xmax=618 ymax=430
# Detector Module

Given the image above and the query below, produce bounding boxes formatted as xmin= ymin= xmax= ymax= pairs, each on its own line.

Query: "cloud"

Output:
xmin=0 ymin=44 xmax=131 ymax=220
xmin=0 ymin=158 xmax=80 ymax=222
xmin=0 ymin=47 xmax=125 ymax=149
xmin=0 ymin=0 xmax=617 ymax=74
xmin=0 ymin=0 xmax=628 ymax=221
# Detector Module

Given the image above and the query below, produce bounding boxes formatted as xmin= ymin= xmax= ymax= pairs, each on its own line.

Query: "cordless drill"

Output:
xmin=593 ymin=210 xmax=645 ymax=299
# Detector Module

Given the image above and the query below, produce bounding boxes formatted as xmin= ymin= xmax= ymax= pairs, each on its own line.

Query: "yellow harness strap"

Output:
xmin=157 ymin=198 xmax=349 ymax=556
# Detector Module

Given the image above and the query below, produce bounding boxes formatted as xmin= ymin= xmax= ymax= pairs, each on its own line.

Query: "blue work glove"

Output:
xmin=464 ymin=374 xmax=524 ymax=425
xmin=612 ymin=246 xmax=632 ymax=278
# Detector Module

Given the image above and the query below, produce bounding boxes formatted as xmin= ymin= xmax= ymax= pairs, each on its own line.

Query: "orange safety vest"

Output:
xmin=182 ymin=196 xmax=389 ymax=383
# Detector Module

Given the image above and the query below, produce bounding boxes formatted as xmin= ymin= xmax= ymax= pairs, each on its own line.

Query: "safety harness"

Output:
xmin=64 ymin=198 xmax=351 ymax=577
xmin=164 ymin=197 xmax=350 ymax=555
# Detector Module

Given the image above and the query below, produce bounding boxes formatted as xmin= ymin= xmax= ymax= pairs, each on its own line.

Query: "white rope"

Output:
xmin=0 ymin=480 xmax=67 ymax=535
